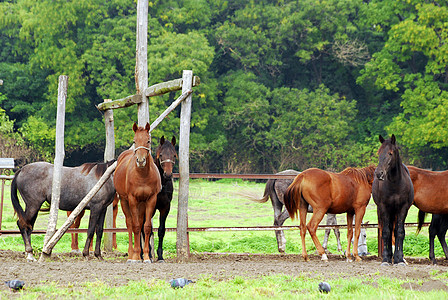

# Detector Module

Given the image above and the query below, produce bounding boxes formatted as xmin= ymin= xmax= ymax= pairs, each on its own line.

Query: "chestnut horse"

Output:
xmin=112 ymin=135 xmax=177 ymax=262
xmin=372 ymin=135 xmax=414 ymax=266
xmin=241 ymin=169 xmax=342 ymax=254
xmin=409 ymin=165 xmax=448 ymax=264
xmin=284 ymin=165 xmax=375 ymax=262
xmin=113 ymin=123 xmax=161 ymax=263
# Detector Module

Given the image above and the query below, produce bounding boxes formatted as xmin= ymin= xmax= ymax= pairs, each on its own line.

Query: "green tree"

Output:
xmin=359 ymin=0 xmax=448 ymax=168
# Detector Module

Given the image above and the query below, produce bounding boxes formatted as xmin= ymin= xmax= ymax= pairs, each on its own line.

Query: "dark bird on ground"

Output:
xmin=318 ymin=281 xmax=331 ymax=293
xmin=169 ymin=278 xmax=193 ymax=288
xmin=5 ymin=280 xmax=25 ymax=291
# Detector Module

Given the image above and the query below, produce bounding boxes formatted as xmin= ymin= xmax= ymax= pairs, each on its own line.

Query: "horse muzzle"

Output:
xmin=136 ymin=157 xmax=147 ymax=168
xmin=375 ymin=171 xmax=385 ymax=181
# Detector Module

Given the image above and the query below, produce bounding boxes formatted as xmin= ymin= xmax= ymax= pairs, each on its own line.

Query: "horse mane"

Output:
xmin=340 ymin=165 xmax=376 ymax=185
xmin=81 ymin=159 xmax=116 ymax=178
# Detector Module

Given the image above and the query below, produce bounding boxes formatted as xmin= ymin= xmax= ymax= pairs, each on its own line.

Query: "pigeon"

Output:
xmin=318 ymin=281 xmax=331 ymax=293
xmin=5 ymin=280 xmax=25 ymax=291
xmin=169 ymin=278 xmax=193 ymax=288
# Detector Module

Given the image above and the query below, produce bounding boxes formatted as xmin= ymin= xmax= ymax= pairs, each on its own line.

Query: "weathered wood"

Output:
xmin=176 ymin=70 xmax=193 ymax=262
xmin=136 ymin=0 xmax=149 ymax=127
xmin=103 ymin=100 xmax=115 ymax=251
xmin=96 ymin=94 xmax=142 ymax=111
xmin=0 ymin=158 xmax=14 ymax=169
xmin=149 ymin=90 xmax=192 ymax=133
xmin=145 ymin=76 xmax=200 ymax=97
xmin=41 ymin=75 xmax=68 ymax=260
xmin=41 ymin=161 xmax=117 ymax=257
xmin=96 ymin=76 xmax=200 ymax=112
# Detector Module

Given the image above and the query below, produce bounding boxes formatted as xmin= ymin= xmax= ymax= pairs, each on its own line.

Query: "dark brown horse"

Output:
xmin=372 ymin=135 xmax=414 ymax=266
xmin=284 ymin=165 xmax=375 ymax=262
xmin=112 ymin=135 xmax=177 ymax=262
xmin=113 ymin=123 xmax=161 ymax=263
xmin=11 ymin=161 xmax=116 ymax=261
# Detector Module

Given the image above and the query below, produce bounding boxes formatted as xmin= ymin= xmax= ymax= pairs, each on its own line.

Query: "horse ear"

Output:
xmin=133 ymin=122 xmax=138 ymax=132
xmin=379 ymin=135 xmax=385 ymax=143
xmin=391 ymin=134 xmax=396 ymax=144
xmin=145 ymin=122 xmax=150 ymax=132
xmin=171 ymin=136 xmax=176 ymax=146
xmin=160 ymin=136 xmax=165 ymax=145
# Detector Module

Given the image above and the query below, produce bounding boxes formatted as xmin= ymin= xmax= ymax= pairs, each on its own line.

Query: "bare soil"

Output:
xmin=1 ymin=250 xmax=448 ymax=292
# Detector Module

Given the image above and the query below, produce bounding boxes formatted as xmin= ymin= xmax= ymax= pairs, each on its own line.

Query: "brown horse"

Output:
xmin=408 ymin=166 xmax=448 ymax=214
xmin=113 ymin=122 xmax=161 ymax=263
xmin=284 ymin=165 xmax=375 ymax=262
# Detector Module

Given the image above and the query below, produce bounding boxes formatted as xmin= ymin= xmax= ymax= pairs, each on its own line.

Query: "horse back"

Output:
xmin=408 ymin=166 xmax=448 ymax=214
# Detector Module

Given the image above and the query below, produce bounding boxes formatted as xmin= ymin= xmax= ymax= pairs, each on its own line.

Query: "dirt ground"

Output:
xmin=1 ymin=250 xmax=448 ymax=292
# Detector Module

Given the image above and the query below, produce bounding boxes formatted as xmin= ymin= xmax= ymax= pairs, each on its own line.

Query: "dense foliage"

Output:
xmin=0 ymin=0 xmax=447 ymax=172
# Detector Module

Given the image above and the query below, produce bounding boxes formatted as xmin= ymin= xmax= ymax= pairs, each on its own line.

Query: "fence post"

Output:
xmin=41 ymin=75 xmax=68 ymax=260
xmin=136 ymin=0 xmax=149 ymax=127
xmin=176 ymin=70 xmax=193 ymax=262
xmin=103 ymin=100 xmax=115 ymax=251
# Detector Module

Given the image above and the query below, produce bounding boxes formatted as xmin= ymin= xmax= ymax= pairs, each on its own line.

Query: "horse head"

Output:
xmin=132 ymin=122 xmax=151 ymax=168
xmin=156 ymin=136 xmax=177 ymax=179
xmin=375 ymin=134 xmax=400 ymax=181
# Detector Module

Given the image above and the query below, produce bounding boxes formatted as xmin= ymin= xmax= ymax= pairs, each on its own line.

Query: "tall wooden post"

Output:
xmin=103 ymin=100 xmax=115 ymax=251
xmin=41 ymin=75 xmax=68 ymax=260
xmin=135 ymin=0 xmax=149 ymax=126
xmin=176 ymin=70 xmax=193 ymax=262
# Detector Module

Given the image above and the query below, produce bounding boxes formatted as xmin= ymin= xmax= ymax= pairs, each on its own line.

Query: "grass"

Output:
xmin=4 ymin=274 xmax=448 ymax=299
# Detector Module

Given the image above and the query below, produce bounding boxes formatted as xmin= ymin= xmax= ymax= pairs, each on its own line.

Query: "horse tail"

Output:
xmin=284 ymin=175 xmax=303 ymax=220
xmin=10 ymin=169 xmax=28 ymax=229
xmin=416 ymin=209 xmax=427 ymax=234
xmin=235 ymin=179 xmax=273 ymax=203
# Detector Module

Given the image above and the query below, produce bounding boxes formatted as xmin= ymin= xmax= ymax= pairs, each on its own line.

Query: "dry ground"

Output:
xmin=1 ymin=250 xmax=448 ymax=292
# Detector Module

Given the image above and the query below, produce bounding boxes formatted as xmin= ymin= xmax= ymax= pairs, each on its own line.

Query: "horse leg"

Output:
xmin=345 ymin=213 xmax=354 ymax=262
xmin=429 ymin=221 xmax=437 ymax=264
xmin=393 ymin=210 xmax=408 ymax=265
xmin=298 ymin=202 xmax=309 ymax=261
xmin=307 ymin=209 xmax=328 ymax=261
xmin=93 ymin=208 xmax=107 ymax=260
xmin=112 ymin=194 xmax=119 ymax=249
xmin=83 ymin=209 xmax=101 ymax=259
xmin=20 ymin=207 xmax=41 ymax=261
xmin=120 ymin=197 xmax=135 ymax=262
xmin=157 ymin=206 xmax=170 ymax=262
xmin=352 ymin=210 xmax=366 ymax=262
xmin=143 ymin=195 xmax=157 ymax=263
xmin=67 ymin=210 xmax=86 ymax=254
xmin=273 ymin=198 xmax=288 ymax=253
xmin=130 ymin=200 xmax=144 ymax=261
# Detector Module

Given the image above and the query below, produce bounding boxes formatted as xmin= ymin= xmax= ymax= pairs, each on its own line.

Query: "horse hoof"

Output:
xmin=71 ymin=249 xmax=82 ymax=255
xmin=396 ymin=262 xmax=407 ymax=267
xmin=126 ymin=259 xmax=141 ymax=264
xmin=346 ymin=258 xmax=353 ymax=263
xmin=26 ymin=254 xmax=37 ymax=262
xmin=157 ymin=259 xmax=166 ymax=263
xmin=321 ymin=254 xmax=328 ymax=261
xmin=143 ymin=259 xmax=152 ymax=263
xmin=381 ymin=262 xmax=391 ymax=266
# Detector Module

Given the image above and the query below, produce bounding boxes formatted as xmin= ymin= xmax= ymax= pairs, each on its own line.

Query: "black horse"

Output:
xmin=417 ymin=211 xmax=448 ymax=264
xmin=113 ymin=136 xmax=177 ymax=262
xmin=372 ymin=134 xmax=414 ymax=266
xmin=11 ymin=161 xmax=116 ymax=261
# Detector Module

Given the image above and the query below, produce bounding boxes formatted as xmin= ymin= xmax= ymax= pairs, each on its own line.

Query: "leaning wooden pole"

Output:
xmin=176 ymin=70 xmax=193 ymax=262
xmin=40 ymin=75 xmax=68 ymax=260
